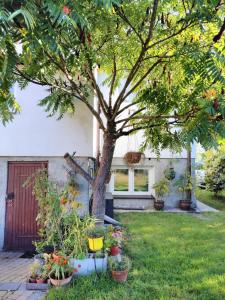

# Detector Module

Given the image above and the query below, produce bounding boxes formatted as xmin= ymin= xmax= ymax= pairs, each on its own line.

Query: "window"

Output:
xmin=111 ymin=167 xmax=152 ymax=194
xmin=134 ymin=169 xmax=148 ymax=192
xmin=114 ymin=169 xmax=129 ymax=191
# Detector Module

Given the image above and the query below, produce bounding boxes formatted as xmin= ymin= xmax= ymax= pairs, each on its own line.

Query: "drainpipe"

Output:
xmin=187 ymin=145 xmax=192 ymax=202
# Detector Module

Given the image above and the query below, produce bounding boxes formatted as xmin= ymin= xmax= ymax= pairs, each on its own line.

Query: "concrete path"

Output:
xmin=0 ymin=252 xmax=46 ymax=300
xmin=196 ymin=200 xmax=219 ymax=212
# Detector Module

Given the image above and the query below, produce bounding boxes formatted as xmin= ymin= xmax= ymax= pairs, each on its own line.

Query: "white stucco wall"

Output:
xmin=114 ymin=131 xmax=196 ymax=159
xmin=0 ymin=83 xmax=93 ymax=157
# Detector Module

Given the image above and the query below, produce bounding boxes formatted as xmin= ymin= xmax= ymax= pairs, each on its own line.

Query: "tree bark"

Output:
xmin=92 ymin=133 xmax=116 ymax=222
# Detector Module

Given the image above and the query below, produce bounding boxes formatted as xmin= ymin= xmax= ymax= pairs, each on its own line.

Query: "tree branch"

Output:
xmin=109 ymin=54 xmax=117 ymax=108
xmin=213 ymin=17 xmax=225 ymax=42
xmin=123 ymin=58 xmax=164 ymax=101
xmin=64 ymin=153 xmax=94 ymax=185
xmin=115 ymin=6 xmax=144 ymax=44
xmin=116 ymin=99 xmax=143 ymax=116
xmin=112 ymin=0 xmax=159 ymax=117
xmin=118 ymin=120 xmax=180 ymax=137
xmin=147 ymin=0 xmax=159 ymax=41
xmin=117 ymin=107 xmax=199 ymax=136
xmin=147 ymin=23 xmax=194 ymax=50
xmin=86 ymin=65 xmax=109 ymax=117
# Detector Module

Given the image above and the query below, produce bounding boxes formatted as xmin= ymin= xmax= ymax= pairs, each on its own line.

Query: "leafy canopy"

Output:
xmin=0 ymin=0 xmax=225 ymax=151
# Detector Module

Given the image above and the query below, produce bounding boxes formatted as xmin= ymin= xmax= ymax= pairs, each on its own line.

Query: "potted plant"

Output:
xmin=164 ymin=164 xmax=176 ymax=181
xmin=36 ymin=267 xmax=48 ymax=284
xmin=28 ymin=260 xmax=42 ymax=283
xmin=87 ymin=227 xmax=105 ymax=252
xmin=153 ymin=178 xmax=170 ymax=210
xmin=174 ymin=173 xmax=193 ymax=210
xmin=110 ymin=241 xmax=120 ymax=256
xmin=123 ymin=152 xmax=143 ymax=164
xmin=105 ymin=228 xmax=123 ymax=256
xmin=109 ymin=256 xmax=130 ymax=283
xmin=49 ymin=255 xmax=73 ymax=287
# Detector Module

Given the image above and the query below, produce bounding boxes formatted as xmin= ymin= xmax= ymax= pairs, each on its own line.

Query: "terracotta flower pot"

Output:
xmin=36 ymin=278 xmax=46 ymax=284
xmin=154 ymin=200 xmax=164 ymax=211
xmin=111 ymin=269 xmax=128 ymax=283
xmin=50 ymin=274 xmax=72 ymax=287
xmin=29 ymin=277 xmax=37 ymax=283
xmin=179 ymin=200 xmax=191 ymax=210
xmin=110 ymin=246 xmax=120 ymax=256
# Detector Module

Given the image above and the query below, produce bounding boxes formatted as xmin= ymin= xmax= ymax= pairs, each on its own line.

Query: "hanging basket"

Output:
xmin=123 ymin=152 xmax=143 ymax=164
xmin=164 ymin=167 xmax=176 ymax=181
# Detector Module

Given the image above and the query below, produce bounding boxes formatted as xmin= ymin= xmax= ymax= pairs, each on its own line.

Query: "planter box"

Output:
xmin=26 ymin=279 xmax=50 ymax=291
xmin=69 ymin=254 xmax=107 ymax=276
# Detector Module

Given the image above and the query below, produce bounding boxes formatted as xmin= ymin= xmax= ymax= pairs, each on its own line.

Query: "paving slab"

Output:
xmin=196 ymin=200 xmax=219 ymax=212
xmin=0 ymin=252 xmax=46 ymax=300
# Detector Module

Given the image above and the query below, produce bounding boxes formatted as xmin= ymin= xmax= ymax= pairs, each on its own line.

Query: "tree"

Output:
xmin=203 ymin=141 xmax=225 ymax=194
xmin=0 ymin=0 xmax=225 ymax=220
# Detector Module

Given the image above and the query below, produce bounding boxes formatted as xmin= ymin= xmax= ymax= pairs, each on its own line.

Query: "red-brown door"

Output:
xmin=4 ymin=161 xmax=48 ymax=250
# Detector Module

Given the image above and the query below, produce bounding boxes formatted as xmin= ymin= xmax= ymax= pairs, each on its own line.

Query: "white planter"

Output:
xmin=69 ymin=254 xmax=107 ymax=276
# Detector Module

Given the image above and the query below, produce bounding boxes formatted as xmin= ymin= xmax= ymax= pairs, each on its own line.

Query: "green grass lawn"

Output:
xmin=46 ymin=212 xmax=225 ymax=300
xmin=196 ymin=188 xmax=225 ymax=211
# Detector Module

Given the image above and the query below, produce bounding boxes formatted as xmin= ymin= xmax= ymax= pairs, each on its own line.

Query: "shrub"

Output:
xmin=203 ymin=143 xmax=225 ymax=194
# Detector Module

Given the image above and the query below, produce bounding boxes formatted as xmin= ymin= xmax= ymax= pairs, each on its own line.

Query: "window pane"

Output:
xmin=114 ymin=169 xmax=129 ymax=191
xmin=134 ymin=169 xmax=148 ymax=192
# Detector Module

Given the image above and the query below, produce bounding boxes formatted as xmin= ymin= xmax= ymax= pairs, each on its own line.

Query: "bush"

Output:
xmin=203 ymin=143 xmax=225 ymax=194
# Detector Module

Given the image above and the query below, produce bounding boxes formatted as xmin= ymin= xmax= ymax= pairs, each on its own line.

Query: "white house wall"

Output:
xmin=114 ymin=131 xmax=196 ymax=159
xmin=0 ymin=83 xmax=93 ymax=157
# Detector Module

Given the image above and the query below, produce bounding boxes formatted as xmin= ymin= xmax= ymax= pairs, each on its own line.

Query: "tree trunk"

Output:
xmin=92 ymin=133 xmax=116 ymax=222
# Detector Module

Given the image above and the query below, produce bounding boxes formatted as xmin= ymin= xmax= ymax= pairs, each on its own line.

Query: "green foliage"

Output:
xmin=196 ymin=188 xmax=225 ymax=211
xmin=24 ymin=169 xmax=96 ymax=257
xmin=203 ymin=142 xmax=225 ymax=194
xmin=153 ymin=177 xmax=170 ymax=201
xmin=109 ymin=255 xmax=130 ymax=271
xmin=29 ymin=260 xmax=42 ymax=279
xmin=174 ymin=173 xmax=193 ymax=200
xmin=87 ymin=226 xmax=105 ymax=238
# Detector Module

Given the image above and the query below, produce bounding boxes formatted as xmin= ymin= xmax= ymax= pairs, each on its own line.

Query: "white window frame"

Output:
xmin=109 ymin=166 xmax=154 ymax=195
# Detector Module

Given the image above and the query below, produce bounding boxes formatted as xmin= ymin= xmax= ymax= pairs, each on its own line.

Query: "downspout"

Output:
xmin=187 ymin=145 xmax=192 ymax=202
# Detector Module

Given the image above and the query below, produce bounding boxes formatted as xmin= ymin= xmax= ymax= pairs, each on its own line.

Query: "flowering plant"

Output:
xmin=48 ymin=253 xmax=74 ymax=280
xmin=105 ymin=226 xmax=124 ymax=248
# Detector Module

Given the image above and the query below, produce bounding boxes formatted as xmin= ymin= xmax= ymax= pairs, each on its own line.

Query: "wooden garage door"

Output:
xmin=4 ymin=162 xmax=48 ymax=250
